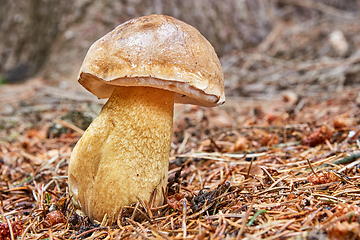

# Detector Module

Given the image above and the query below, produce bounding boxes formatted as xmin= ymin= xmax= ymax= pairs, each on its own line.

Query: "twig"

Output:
xmin=260 ymin=166 xmax=275 ymax=183
xmin=176 ymin=152 xmax=266 ymax=161
xmin=237 ymin=199 xmax=255 ymax=240
xmin=53 ymin=119 xmax=85 ymax=135
xmin=320 ymin=211 xmax=356 ymax=230
xmin=130 ymin=201 xmax=140 ymax=221
xmin=205 ymin=214 xmax=245 ymax=220
xmin=306 ymin=158 xmax=317 ymax=176
xmin=276 ymin=219 xmax=296 ymax=235
xmin=312 ymin=193 xmax=345 ymax=203
xmin=268 ymin=175 xmax=289 ymax=189
xmin=254 ymin=187 xmax=290 ymax=196
xmin=21 ymin=221 xmax=34 ymax=240
xmin=126 ymin=218 xmax=148 ymax=237
xmin=182 ymin=198 xmax=187 ymax=238
xmin=6 ymin=218 xmax=15 ymax=240
xmin=246 ymin=156 xmax=256 ymax=179
xmin=143 ymin=223 xmax=171 ymax=240
xmin=74 ymin=227 xmax=108 ymax=239
xmin=131 ymin=228 xmax=152 ymax=240
xmin=177 ymin=132 xmax=190 ymax=154
xmin=301 ymin=207 xmax=323 ymax=227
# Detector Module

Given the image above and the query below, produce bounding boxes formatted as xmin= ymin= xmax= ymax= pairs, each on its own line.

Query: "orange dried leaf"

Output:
xmin=287 ymin=193 xmax=297 ymax=201
xmin=302 ymin=126 xmax=333 ymax=147
xmin=333 ymin=117 xmax=350 ymax=130
xmin=226 ymin=136 xmax=248 ymax=152
xmin=307 ymin=171 xmax=338 ymax=185
xmin=263 ymin=114 xmax=279 ymax=124
xmin=260 ymin=133 xmax=279 ymax=146
xmin=167 ymin=193 xmax=190 ymax=211
xmin=249 ymin=164 xmax=263 ymax=176
xmin=44 ymin=210 xmax=66 ymax=227
xmin=26 ymin=128 xmax=46 ymax=139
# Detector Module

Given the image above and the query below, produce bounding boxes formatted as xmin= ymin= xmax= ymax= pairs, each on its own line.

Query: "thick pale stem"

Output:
xmin=68 ymin=86 xmax=174 ymax=221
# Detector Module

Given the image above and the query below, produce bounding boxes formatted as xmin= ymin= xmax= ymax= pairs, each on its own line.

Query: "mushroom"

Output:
xmin=68 ymin=14 xmax=225 ymax=222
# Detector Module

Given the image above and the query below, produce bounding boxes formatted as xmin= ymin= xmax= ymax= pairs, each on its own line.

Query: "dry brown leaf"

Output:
xmin=333 ymin=117 xmax=350 ymax=130
xmin=302 ymin=126 xmax=333 ymax=147
xmin=307 ymin=171 xmax=338 ymax=185
xmin=44 ymin=210 xmax=66 ymax=227
xmin=225 ymin=136 xmax=249 ymax=152
xmin=260 ymin=133 xmax=279 ymax=146
xmin=167 ymin=192 xmax=190 ymax=212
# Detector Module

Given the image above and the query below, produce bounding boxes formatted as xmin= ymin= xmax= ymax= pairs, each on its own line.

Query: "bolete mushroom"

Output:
xmin=68 ymin=14 xmax=225 ymax=222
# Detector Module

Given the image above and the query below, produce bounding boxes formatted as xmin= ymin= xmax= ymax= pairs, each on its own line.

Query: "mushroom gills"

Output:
xmin=68 ymin=86 xmax=174 ymax=221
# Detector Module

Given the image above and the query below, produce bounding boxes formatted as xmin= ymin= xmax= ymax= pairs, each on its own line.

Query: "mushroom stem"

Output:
xmin=68 ymin=86 xmax=174 ymax=221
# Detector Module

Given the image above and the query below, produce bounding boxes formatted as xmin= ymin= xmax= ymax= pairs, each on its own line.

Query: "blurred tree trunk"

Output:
xmin=0 ymin=1 xmax=74 ymax=82
xmin=0 ymin=0 xmax=358 ymax=82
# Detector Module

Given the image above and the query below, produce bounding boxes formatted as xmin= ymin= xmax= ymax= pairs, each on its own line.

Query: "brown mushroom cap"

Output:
xmin=78 ymin=14 xmax=224 ymax=107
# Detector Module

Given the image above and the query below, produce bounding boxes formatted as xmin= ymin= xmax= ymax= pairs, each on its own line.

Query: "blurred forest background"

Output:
xmin=0 ymin=0 xmax=360 ymax=98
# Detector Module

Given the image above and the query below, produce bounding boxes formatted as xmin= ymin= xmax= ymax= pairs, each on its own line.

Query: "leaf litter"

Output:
xmin=0 ymin=80 xmax=359 ymax=239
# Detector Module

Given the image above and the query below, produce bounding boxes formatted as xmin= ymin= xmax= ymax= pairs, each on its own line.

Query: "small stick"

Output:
xmin=306 ymin=158 xmax=317 ymax=176
xmin=182 ymin=198 xmax=187 ymax=238
xmin=150 ymin=188 xmax=157 ymax=208
xmin=21 ymin=220 xmax=34 ymax=240
xmin=143 ymin=199 xmax=154 ymax=219
xmin=261 ymin=166 xmax=276 ymax=183
xmin=74 ymin=227 xmax=108 ymax=238
xmin=237 ymin=199 xmax=255 ymax=240
xmin=0 ymin=204 xmax=6 ymax=222
xmin=131 ymin=228 xmax=152 ymax=240
xmin=136 ymin=197 xmax=151 ymax=219
xmin=143 ymin=223 xmax=171 ymax=240
xmin=268 ymin=175 xmax=289 ymax=190
xmin=331 ymin=172 xmax=354 ymax=185
xmin=48 ymin=229 xmax=54 ymax=240
xmin=53 ymin=119 xmax=85 ymax=135
xmin=6 ymin=218 xmax=15 ymax=240
xmin=126 ymin=218 xmax=147 ymax=237
xmin=64 ymin=207 xmax=74 ymax=230
xmin=246 ymin=156 xmax=256 ymax=179
xmin=276 ymin=219 xmax=296 ymax=235
xmin=177 ymin=132 xmax=190 ymax=154
xmin=301 ymin=207 xmax=323 ymax=227
xmin=130 ymin=201 xmax=140 ymax=221
xmin=320 ymin=211 xmax=355 ymax=230
xmin=117 ymin=207 xmax=124 ymax=230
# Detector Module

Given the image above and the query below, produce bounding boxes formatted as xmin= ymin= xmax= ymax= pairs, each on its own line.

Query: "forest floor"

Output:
xmin=0 ymin=78 xmax=360 ymax=239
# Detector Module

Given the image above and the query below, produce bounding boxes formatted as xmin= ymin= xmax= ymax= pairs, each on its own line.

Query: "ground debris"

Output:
xmin=307 ymin=171 xmax=339 ymax=185
xmin=302 ymin=125 xmax=333 ymax=147
xmin=0 ymin=220 xmax=23 ymax=240
xmin=0 ymin=83 xmax=359 ymax=239
xmin=191 ymin=182 xmax=231 ymax=213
